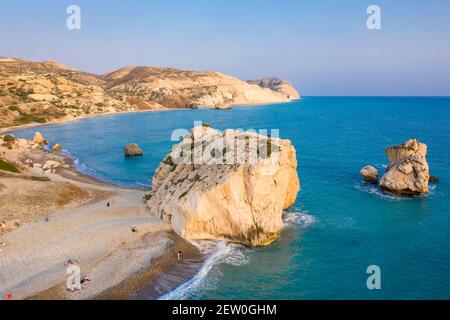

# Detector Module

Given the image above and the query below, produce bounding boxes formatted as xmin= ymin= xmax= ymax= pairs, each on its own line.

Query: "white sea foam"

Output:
xmin=354 ymin=182 xmax=433 ymax=201
xmin=65 ymin=151 xmax=98 ymax=176
xmin=135 ymin=181 xmax=151 ymax=188
xmin=158 ymin=241 xmax=248 ymax=300
xmin=159 ymin=211 xmax=315 ymax=300
xmin=60 ymin=149 xmax=91 ymax=173
xmin=283 ymin=211 xmax=316 ymax=228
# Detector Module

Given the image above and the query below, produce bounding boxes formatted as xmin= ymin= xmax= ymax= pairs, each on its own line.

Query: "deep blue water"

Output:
xmin=12 ymin=97 xmax=450 ymax=299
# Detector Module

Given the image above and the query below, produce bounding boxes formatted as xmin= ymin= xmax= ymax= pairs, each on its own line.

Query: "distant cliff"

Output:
xmin=247 ymin=77 xmax=300 ymax=100
xmin=0 ymin=57 xmax=300 ymax=128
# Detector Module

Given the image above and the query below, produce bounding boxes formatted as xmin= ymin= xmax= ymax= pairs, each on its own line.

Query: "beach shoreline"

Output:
xmin=0 ymin=98 xmax=300 ymax=300
xmin=0 ymin=137 xmax=204 ymax=300
xmin=0 ymin=99 xmax=299 ymax=135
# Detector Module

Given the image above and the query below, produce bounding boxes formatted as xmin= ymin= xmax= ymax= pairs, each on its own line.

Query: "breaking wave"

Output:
xmin=159 ymin=210 xmax=315 ymax=300
xmin=354 ymin=182 xmax=435 ymax=201
xmin=158 ymin=241 xmax=249 ymax=300
xmin=283 ymin=210 xmax=316 ymax=228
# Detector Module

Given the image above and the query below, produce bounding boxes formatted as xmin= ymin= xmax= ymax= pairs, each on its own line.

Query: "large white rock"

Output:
xmin=379 ymin=139 xmax=430 ymax=195
xmin=146 ymin=126 xmax=300 ymax=247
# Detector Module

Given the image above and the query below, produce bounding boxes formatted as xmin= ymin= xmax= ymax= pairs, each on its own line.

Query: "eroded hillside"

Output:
xmin=0 ymin=57 xmax=300 ymax=128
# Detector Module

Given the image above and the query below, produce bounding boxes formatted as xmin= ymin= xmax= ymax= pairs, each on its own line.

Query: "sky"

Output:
xmin=1 ymin=0 xmax=450 ymax=96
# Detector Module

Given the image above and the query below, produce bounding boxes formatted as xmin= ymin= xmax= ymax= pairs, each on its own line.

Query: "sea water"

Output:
xmin=12 ymin=97 xmax=450 ymax=299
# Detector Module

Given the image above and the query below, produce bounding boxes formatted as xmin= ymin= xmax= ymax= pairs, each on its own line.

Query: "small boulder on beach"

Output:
xmin=124 ymin=143 xmax=143 ymax=157
xmin=43 ymin=160 xmax=62 ymax=171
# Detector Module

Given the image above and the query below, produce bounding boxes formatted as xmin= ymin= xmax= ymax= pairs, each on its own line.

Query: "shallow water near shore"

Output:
xmin=12 ymin=97 xmax=450 ymax=299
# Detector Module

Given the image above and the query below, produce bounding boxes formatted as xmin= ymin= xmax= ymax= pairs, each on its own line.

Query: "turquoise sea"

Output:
xmin=12 ymin=97 xmax=450 ymax=299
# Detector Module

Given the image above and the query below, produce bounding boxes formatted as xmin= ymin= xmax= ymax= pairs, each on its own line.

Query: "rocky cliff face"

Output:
xmin=146 ymin=126 xmax=300 ymax=247
xmin=0 ymin=58 xmax=300 ymax=128
xmin=379 ymin=139 xmax=430 ymax=195
xmin=247 ymin=77 xmax=300 ymax=100
xmin=104 ymin=67 xmax=299 ymax=109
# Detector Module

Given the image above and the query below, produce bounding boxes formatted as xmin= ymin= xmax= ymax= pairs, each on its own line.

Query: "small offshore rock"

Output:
xmin=360 ymin=165 xmax=378 ymax=184
xmin=53 ymin=144 xmax=62 ymax=152
xmin=124 ymin=143 xmax=143 ymax=157
xmin=429 ymin=176 xmax=439 ymax=183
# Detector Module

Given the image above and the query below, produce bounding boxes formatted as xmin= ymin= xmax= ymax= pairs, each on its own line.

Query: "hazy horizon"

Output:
xmin=1 ymin=0 xmax=450 ymax=96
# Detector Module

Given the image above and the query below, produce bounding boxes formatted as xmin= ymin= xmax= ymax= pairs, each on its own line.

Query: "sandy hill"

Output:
xmin=0 ymin=58 xmax=300 ymax=128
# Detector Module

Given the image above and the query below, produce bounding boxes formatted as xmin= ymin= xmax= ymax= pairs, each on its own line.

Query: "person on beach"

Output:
xmin=177 ymin=250 xmax=182 ymax=261
xmin=66 ymin=260 xmax=82 ymax=292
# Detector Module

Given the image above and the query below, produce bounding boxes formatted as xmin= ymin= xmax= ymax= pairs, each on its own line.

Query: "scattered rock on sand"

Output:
xmin=360 ymin=165 xmax=378 ymax=184
xmin=124 ymin=143 xmax=143 ymax=157
xmin=43 ymin=160 xmax=62 ymax=171
xmin=146 ymin=126 xmax=300 ymax=247
xmin=379 ymin=139 xmax=430 ymax=195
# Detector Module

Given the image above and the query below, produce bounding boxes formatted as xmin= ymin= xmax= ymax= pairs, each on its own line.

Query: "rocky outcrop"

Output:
xmin=247 ymin=77 xmax=300 ymax=100
xmin=1 ymin=134 xmax=42 ymax=151
xmin=430 ymin=176 xmax=439 ymax=183
xmin=52 ymin=144 xmax=62 ymax=152
xmin=146 ymin=126 xmax=300 ymax=247
xmin=360 ymin=165 xmax=378 ymax=184
xmin=124 ymin=143 xmax=143 ymax=157
xmin=379 ymin=139 xmax=430 ymax=195
xmin=33 ymin=132 xmax=46 ymax=144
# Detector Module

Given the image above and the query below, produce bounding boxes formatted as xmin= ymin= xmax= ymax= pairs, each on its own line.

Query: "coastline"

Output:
xmin=0 ymin=99 xmax=300 ymax=135
xmin=0 ymin=98 xmax=299 ymax=300
xmin=0 ymin=142 xmax=204 ymax=300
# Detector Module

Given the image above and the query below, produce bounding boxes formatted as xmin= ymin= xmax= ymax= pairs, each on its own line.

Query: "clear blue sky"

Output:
xmin=1 ymin=0 xmax=449 ymax=96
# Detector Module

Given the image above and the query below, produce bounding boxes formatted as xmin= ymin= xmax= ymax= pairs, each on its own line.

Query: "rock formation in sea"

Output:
xmin=124 ymin=143 xmax=143 ymax=157
xmin=146 ymin=126 xmax=300 ymax=247
xmin=360 ymin=165 xmax=378 ymax=184
xmin=429 ymin=176 xmax=439 ymax=183
xmin=52 ymin=143 xmax=62 ymax=152
xmin=379 ymin=139 xmax=430 ymax=195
